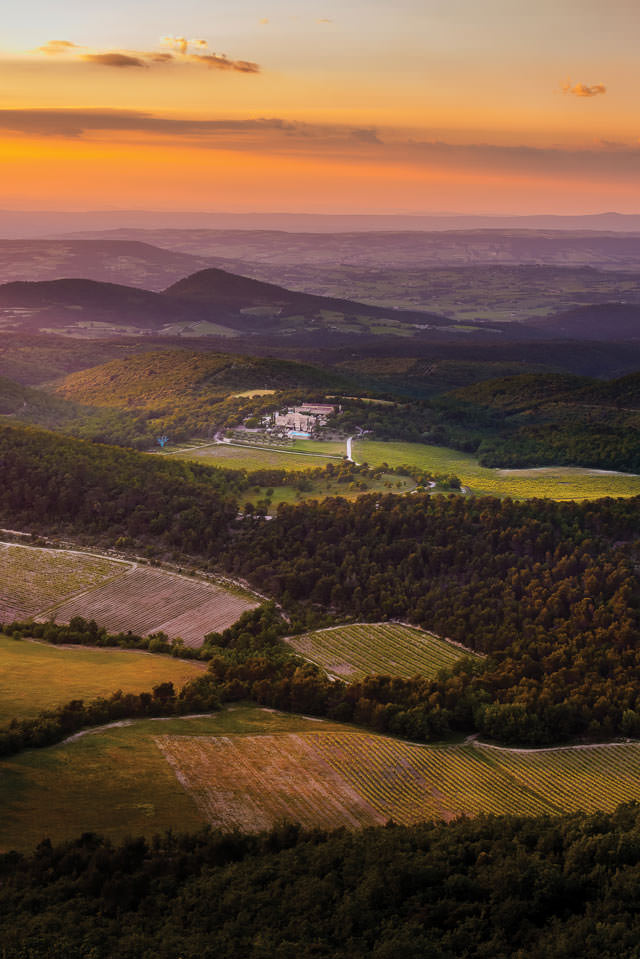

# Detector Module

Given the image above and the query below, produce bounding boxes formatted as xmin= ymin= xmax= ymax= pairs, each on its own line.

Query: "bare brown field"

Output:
xmin=156 ymin=733 xmax=386 ymax=830
xmin=0 ymin=543 xmax=128 ymax=623
xmin=46 ymin=567 xmax=259 ymax=647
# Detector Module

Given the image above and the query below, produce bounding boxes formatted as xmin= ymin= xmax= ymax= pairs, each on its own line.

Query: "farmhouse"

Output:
xmin=273 ymin=402 xmax=336 ymax=435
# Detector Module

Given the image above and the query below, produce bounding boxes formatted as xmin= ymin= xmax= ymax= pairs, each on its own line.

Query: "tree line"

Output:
xmin=3 ymin=804 xmax=640 ymax=957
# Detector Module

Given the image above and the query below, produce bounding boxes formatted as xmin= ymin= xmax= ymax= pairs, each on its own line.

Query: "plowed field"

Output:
xmin=47 ymin=567 xmax=259 ymax=647
xmin=157 ymin=733 xmax=384 ymax=831
xmin=0 ymin=543 xmax=127 ymax=623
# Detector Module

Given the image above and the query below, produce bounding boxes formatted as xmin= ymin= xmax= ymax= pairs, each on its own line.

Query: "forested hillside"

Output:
xmin=4 ymin=806 xmax=640 ymax=958
xmin=439 ymin=372 xmax=640 ymax=472
xmin=0 ymin=424 xmax=239 ymax=553
xmin=4 ymin=420 xmax=640 ymax=745
xmin=225 ymin=493 xmax=640 ymax=743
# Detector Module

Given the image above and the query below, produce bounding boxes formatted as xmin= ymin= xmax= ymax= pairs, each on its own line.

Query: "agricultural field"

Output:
xmin=157 ymin=733 xmax=383 ymax=832
xmin=286 ymin=623 xmax=473 ymax=680
xmin=0 ymin=634 xmax=205 ymax=723
xmin=0 ymin=708 xmax=347 ymax=852
xmin=46 ymin=567 xmax=259 ymax=648
xmin=4 ymin=707 xmax=640 ymax=851
xmin=168 ymin=442 xmax=343 ymax=472
xmin=353 ymin=439 xmax=640 ymax=500
xmin=0 ymin=542 xmax=257 ymax=646
xmin=0 ymin=542 xmax=128 ymax=622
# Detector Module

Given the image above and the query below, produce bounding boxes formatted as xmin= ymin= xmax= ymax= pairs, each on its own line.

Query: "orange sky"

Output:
xmin=2 ymin=2 xmax=639 ymax=213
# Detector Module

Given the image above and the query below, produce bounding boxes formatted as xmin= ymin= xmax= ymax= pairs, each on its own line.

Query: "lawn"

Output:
xmin=169 ymin=442 xmax=345 ymax=472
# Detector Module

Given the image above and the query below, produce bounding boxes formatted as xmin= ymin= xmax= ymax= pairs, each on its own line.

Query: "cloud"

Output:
xmin=187 ymin=53 xmax=260 ymax=73
xmin=317 ymin=18 xmax=333 ymax=23
xmin=31 ymin=36 xmax=260 ymax=74
xmin=36 ymin=40 xmax=80 ymax=55
xmin=161 ymin=35 xmax=190 ymax=55
xmin=3 ymin=107 xmax=638 ymax=185
xmin=562 ymin=80 xmax=606 ymax=97
xmin=161 ymin=36 xmax=259 ymax=72
xmin=0 ymin=109 xmax=297 ymax=139
xmin=351 ymin=128 xmax=381 ymax=144
xmin=82 ymin=53 xmax=147 ymax=68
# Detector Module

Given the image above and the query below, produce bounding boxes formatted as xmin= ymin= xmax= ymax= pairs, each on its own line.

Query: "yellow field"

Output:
xmin=286 ymin=622 xmax=473 ymax=680
xmin=353 ymin=439 xmax=640 ymax=500
xmin=157 ymin=730 xmax=640 ymax=831
xmin=0 ymin=634 xmax=206 ymax=722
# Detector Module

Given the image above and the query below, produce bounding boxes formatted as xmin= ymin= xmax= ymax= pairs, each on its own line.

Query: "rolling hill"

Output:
xmin=0 ymin=266 xmax=538 ymax=341
xmin=532 ymin=302 xmax=640 ymax=340
xmin=0 ymin=239 xmax=211 ymax=290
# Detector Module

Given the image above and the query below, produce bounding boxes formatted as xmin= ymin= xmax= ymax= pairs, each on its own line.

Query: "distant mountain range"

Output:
xmin=2 ymin=209 xmax=640 ymax=237
xmin=531 ymin=303 xmax=640 ymax=340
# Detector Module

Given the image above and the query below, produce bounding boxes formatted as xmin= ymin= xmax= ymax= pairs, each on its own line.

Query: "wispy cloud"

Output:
xmin=36 ymin=40 xmax=81 ymax=55
xmin=82 ymin=53 xmax=147 ymax=68
xmin=562 ymin=80 xmax=607 ymax=97
xmin=29 ymin=37 xmax=260 ymax=74
xmin=3 ymin=107 xmax=639 ymax=185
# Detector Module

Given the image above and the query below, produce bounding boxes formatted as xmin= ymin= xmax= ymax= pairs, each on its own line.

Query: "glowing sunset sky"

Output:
xmin=2 ymin=0 xmax=639 ymax=213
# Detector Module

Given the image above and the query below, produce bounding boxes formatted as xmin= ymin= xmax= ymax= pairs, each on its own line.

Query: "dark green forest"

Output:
xmin=4 ymin=806 xmax=640 ymax=958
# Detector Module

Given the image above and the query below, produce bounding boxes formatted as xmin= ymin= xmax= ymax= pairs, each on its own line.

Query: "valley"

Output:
xmin=1 ymin=224 xmax=640 ymax=954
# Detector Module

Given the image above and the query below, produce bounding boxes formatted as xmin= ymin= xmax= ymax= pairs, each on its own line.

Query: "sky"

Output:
xmin=1 ymin=0 xmax=639 ymax=214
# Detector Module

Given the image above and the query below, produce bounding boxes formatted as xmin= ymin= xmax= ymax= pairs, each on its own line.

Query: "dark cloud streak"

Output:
xmin=1 ymin=108 xmax=639 ymax=182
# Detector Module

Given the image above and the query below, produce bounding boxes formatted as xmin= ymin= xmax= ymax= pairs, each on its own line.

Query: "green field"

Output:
xmin=168 ymin=441 xmax=344 ymax=472
xmin=353 ymin=439 xmax=640 ymax=500
xmin=286 ymin=623 xmax=473 ymax=680
xmin=0 ymin=634 xmax=206 ymax=723
xmin=4 ymin=706 xmax=640 ymax=851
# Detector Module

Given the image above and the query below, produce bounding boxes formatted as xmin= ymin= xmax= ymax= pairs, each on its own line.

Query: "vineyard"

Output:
xmin=46 ymin=567 xmax=259 ymax=647
xmin=156 ymin=733 xmax=384 ymax=832
xmin=286 ymin=623 xmax=472 ymax=680
xmin=157 ymin=731 xmax=640 ymax=832
xmin=0 ymin=543 xmax=128 ymax=623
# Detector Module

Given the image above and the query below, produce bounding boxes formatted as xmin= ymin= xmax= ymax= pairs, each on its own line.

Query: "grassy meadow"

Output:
xmin=0 ymin=708 xmax=343 ymax=851
xmin=165 ymin=436 xmax=640 ymax=501
xmin=0 ymin=635 xmax=206 ymax=723
xmin=353 ymin=439 xmax=640 ymax=500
